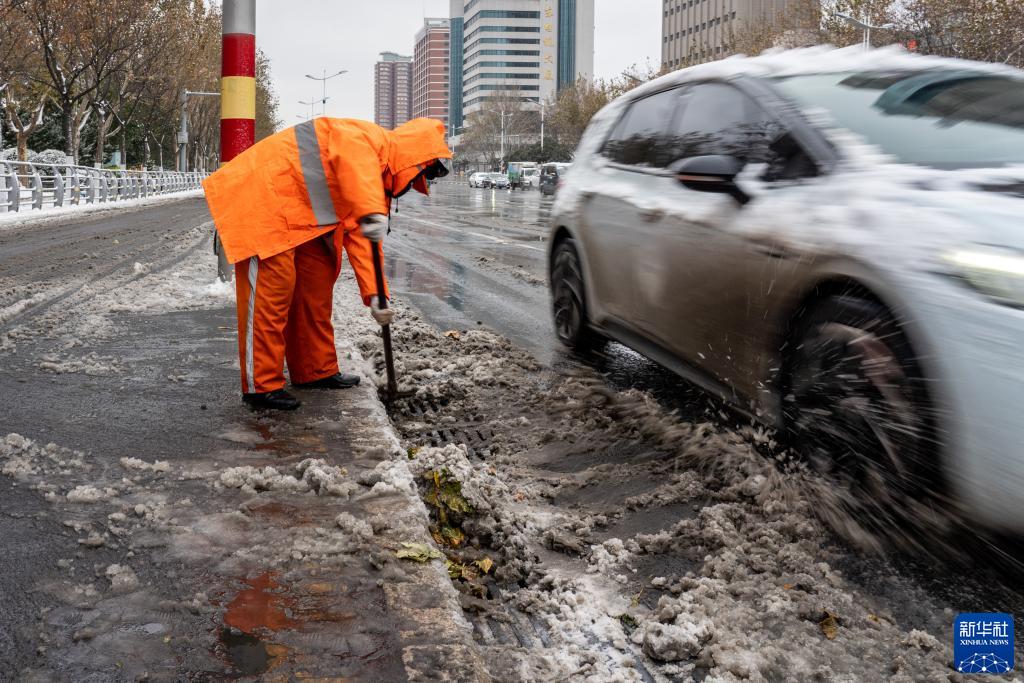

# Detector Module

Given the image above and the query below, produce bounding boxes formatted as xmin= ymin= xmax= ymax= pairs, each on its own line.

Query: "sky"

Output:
xmin=252 ymin=0 xmax=661 ymax=128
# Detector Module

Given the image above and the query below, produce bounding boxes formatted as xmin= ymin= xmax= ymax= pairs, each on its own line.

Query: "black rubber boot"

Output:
xmin=242 ymin=389 xmax=302 ymax=411
xmin=295 ymin=372 xmax=361 ymax=390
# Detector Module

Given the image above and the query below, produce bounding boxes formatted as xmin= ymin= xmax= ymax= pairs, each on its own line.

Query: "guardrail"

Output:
xmin=0 ymin=161 xmax=207 ymax=214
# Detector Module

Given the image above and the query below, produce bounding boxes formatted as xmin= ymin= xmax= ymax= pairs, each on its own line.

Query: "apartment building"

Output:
xmin=374 ymin=52 xmax=413 ymax=130
xmin=413 ymin=18 xmax=451 ymax=125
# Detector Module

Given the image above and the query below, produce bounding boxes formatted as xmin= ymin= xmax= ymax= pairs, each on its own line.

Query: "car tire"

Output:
xmin=783 ymin=294 xmax=940 ymax=508
xmin=551 ymin=238 xmax=604 ymax=351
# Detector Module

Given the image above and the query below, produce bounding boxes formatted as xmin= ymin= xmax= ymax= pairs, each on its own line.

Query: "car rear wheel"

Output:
xmin=551 ymin=238 xmax=603 ymax=351
xmin=784 ymin=295 xmax=940 ymax=508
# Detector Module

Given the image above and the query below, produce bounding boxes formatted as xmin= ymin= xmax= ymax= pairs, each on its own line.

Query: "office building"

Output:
xmin=448 ymin=0 xmax=595 ymax=136
xmin=413 ymin=18 xmax=451 ymax=125
xmin=374 ymin=52 xmax=413 ymax=130
xmin=662 ymin=0 xmax=806 ymax=68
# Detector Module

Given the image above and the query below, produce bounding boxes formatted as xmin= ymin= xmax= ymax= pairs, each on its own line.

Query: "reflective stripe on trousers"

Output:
xmin=245 ymin=256 xmax=258 ymax=393
xmin=294 ymin=120 xmax=339 ymax=226
xmin=234 ymin=241 xmax=342 ymax=394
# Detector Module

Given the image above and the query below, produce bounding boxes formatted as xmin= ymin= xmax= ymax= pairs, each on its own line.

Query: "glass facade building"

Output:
xmin=449 ymin=1 xmax=466 ymax=135
xmin=448 ymin=0 xmax=594 ymax=135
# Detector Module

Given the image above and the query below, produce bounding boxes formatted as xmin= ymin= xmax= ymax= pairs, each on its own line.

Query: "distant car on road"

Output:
xmin=486 ymin=172 xmax=511 ymax=190
xmin=523 ymin=167 xmax=540 ymax=189
xmin=468 ymin=172 xmax=489 ymax=188
xmin=508 ymin=161 xmax=538 ymax=190
xmin=548 ymin=47 xmax=1024 ymax=531
xmin=540 ymin=163 xmax=570 ymax=196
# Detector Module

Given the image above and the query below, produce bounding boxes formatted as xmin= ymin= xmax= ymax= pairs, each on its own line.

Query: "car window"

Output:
xmin=775 ymin=72 xmax=1024 ymax=169
xmin=603 ymin=88 xmax=682 ymax=168
xmin=671 ymin=82 xmax=784 ymax=164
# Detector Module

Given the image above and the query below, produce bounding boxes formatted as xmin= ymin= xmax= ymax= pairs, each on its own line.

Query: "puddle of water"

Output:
xmin=218 ymin=573 xmax=297 ymax=676
xmin=224 ymin=572 xmax=298 ymax=634
xmin=599 ymin=501 xmax=703 ymax=540
xmin=220 ymin=628 xmax=274 ymax=675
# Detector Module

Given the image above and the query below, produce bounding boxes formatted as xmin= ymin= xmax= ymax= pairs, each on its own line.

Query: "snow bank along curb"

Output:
xmin=328 ymin=283 xmax=492 ymax=681
xmin=0 ymin=189 xmax=204 ymax=230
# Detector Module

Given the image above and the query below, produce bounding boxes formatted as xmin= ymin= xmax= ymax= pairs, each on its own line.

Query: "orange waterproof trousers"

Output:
xmin=235 ymin=236 xmax=342 ymax=394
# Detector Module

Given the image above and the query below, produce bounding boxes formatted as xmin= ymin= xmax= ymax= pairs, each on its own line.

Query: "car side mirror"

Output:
xmin=670 ymin=155 xmax=750 ymax=205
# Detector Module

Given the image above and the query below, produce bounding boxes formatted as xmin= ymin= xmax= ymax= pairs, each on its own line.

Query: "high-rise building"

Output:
xmin=448 ymin=0 xmax=595 ymax=135
xmin=374 ymin=52 xmax=413 ymax=130
xmin=413 ymin=18 xmax=451 ymax=126
xmin=449 ymin=0 xmax=466 ymax=136
xmin=661 ymin=0 xmax=800 ymax=69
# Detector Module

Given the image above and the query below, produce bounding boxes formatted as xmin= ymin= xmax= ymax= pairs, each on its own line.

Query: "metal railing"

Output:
xmin=0 ymin=161 xmax=207 ymax=214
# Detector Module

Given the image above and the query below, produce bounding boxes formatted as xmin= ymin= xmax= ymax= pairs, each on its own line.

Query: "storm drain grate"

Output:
xmin=390 ymin=395 xmax=496 ymax=456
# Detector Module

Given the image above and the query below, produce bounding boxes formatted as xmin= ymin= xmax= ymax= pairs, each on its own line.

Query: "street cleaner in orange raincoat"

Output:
xmin=202 ymin=117 xmax=452 ymax=410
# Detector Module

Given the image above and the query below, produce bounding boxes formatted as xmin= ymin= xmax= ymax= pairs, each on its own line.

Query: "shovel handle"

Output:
xmin=370 ymin=241 xmax=398 ymax=400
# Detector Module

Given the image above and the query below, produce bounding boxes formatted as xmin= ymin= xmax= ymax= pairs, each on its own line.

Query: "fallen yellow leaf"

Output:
xmin=820 ymin=612 xmax=840 ymax=640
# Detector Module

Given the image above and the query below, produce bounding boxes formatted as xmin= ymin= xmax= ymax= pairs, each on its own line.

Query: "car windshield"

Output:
xmin=774 ymin=70 xmax=1024 ymax=169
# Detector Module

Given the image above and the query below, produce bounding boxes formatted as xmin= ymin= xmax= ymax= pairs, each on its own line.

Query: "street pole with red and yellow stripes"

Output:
xmin=221 ymin=0 xmax=256 ymax=163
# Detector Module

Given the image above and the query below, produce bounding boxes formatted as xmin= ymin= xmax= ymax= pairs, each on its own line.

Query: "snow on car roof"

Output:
xmin=624 ymin=44 xmax=1023 ymax=107
xmin=580 ymin=44 xmax=1024 ymax=160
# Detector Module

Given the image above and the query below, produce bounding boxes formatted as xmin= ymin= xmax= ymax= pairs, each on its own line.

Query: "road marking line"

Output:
xmin=398 ymin=215 xmax=544 ymax=252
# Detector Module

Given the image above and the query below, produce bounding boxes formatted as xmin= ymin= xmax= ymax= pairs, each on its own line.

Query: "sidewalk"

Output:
xmin=1 ymin=222 xmax=488 ymax=681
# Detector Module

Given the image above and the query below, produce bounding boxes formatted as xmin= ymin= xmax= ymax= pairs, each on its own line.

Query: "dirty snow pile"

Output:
xmin=217 ymin=458 xmax=359 ymax=499
xmin=332 ymin=273 xmax=970 ymax=682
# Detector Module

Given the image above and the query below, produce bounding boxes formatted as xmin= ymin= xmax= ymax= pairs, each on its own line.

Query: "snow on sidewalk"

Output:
xmin=1 ymin=243 xmax=489 ymax=680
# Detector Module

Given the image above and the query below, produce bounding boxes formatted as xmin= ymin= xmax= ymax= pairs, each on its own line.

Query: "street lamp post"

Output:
xmin=177 ymin=89 xmax=220 ymax=172
xmin=305 ymin=69 xmax=347 ymax=117
xmin=539 ymin=101 xmax=546 ymax=153
xmin=835 ymin=12 xmax=895 ymax=52
xmin=299 ymin=97 xmax=326 ymax=120
xmin=499 ymin=109 xmax=514 ymax=169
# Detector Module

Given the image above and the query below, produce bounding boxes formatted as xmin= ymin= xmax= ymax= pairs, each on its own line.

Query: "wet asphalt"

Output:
xmin=386 ymin=182 xmax=711 ymax=419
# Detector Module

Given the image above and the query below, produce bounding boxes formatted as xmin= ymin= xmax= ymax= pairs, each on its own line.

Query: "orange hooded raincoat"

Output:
xmin=202 ymin=117 xmax=452 ymax=394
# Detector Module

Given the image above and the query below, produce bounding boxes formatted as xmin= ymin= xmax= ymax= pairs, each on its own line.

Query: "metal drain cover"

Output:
xmin=390 ymin=394 xmax=495 ymax=455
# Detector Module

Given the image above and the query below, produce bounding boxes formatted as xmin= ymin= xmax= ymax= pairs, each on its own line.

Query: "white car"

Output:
xmin=522 ymin=167 xmax=540 ymax=189
xmin=468 ymin=172 xmax=489 ymax=188
xmin=549 ymin=46 xmax=1024 ymax=532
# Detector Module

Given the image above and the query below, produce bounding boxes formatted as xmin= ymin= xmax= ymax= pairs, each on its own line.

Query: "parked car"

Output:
xmin=548 ymin=46 xmax=1024 ymax=531
xmin=539 ymin=163 xmax=570 ymax=196
xmin=468 ymin=172 xmax=489 ymax=188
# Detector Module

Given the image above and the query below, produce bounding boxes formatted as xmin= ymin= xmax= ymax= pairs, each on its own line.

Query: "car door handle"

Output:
xmin=752 ymin=243 xmax=794 ymax=260
xmin=640 ymin=208 xmax=664 ymax=223
xmin=580 ymin=190 xmax=594 ymax=201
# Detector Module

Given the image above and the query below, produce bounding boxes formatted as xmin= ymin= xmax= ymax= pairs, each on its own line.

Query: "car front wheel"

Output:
xmin=784 ymin=295 xmax=941 ymax=515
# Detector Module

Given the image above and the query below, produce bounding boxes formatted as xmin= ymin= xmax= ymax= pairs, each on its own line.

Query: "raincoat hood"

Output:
xmin=385 ymin=118 xmax=452 ymax=198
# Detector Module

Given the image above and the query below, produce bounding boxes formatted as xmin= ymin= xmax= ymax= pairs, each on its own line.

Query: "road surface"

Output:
xmin=2 ymin=187 xmax=1023 ymax=681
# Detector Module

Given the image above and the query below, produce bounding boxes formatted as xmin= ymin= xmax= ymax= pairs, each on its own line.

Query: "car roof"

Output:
xmin=626 ymin=45 xmax=1022 ymax=105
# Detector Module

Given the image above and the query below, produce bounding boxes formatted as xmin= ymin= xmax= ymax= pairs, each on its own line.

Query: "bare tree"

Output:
xmin=13 ymin=0 xmax=164 ymax=163
xmin=460 ymin=88 xmax=537 ymax=169
xmin=897 ymin=0 xmax=1024 ymax=67
xmin=0 ymin=5 xmax=48 ymax=160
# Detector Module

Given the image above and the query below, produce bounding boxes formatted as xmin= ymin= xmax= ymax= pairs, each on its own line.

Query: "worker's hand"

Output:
xmin=370 ymin=298 xmax=395 ymax=326
xmin=359 ymin=214 xmax=388 ymax=243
